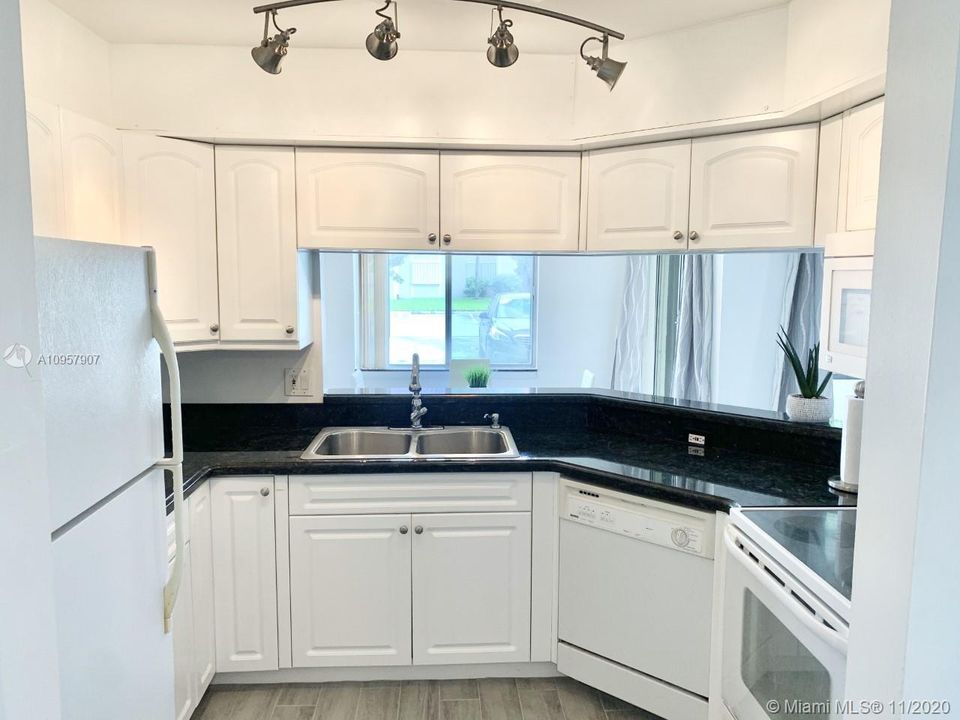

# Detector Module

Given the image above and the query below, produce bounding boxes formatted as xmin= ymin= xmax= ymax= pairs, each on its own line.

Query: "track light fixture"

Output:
xmin=580 ymin=34 xmax=627 ymax=91
xmin=251 ymin=0 xmax=626 ymax=89
xmin=251 ymin=10 xmax=297 ymax=74
xmin=487 ymin=5 xmax=519 ymax=68
xmin=366 ymin=0 xmax=401 ymax=61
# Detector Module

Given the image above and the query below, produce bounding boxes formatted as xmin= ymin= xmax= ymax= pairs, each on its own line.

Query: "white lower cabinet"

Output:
xmin=289 ymin=514 xmax=413 ymax=667
xmin=171 ymin=548 xmax=196 ymax=720
xmin=188 ymin=484 xmax=216 ymax=695
xmin=211 ymin=477 xmax=279 ymax=672
xmin=412 ymin=512 xmax=531 ymax=665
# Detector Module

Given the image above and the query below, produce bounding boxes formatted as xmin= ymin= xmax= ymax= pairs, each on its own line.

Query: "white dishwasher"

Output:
xmin=557 ymin=479 xmax=716 ymax=720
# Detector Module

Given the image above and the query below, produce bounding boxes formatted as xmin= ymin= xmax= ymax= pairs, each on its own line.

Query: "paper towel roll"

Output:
xmin=840 ymin=395 xmax=864 ymax=488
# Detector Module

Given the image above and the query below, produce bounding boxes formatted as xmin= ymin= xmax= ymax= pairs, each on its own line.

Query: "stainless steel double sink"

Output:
xmin=300 ymin=426 xmax=520 ymax=461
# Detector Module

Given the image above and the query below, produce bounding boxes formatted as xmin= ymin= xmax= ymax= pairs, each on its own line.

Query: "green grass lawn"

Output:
xmin=391 ymin=297 xmax=490 ymax=312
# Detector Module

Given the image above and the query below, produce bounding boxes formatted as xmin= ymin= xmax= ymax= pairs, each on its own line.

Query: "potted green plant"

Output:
xmin=464 ymin=366 xmax=491 ymax=389
xmin=777 ymin=327 xmax=833 ymax=423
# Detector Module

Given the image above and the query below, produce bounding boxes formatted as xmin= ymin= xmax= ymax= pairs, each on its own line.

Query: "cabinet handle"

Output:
xmin=285 ymin=326 xmax=295 ymax=335
xmin=209 ymin=323 xmax=219 ymax=333
xmin=427 ymin=233 xmax=438 ymax=244
xmin=399 ymin=526 xmax=409 ymax=535
xmin=689 ymin=231 xmax=700 ymax=242
xmin=414 ymin=525 xmax=424 ymax=534
xmin=442 ymin=234 xmax=452 ymax=246
xmin=260 ymin=487 xmax=271 ymax=497
xmin=673 ymin=231 xmax=684 ymax=242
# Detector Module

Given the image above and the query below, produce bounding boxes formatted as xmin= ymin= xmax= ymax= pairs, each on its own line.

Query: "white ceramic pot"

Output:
xmin=785 ymin=394 xmax=833 ymax=423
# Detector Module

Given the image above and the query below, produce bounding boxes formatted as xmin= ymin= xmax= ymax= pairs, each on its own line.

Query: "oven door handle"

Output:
xmin=723 ymin=528 xmax=848 ymax=654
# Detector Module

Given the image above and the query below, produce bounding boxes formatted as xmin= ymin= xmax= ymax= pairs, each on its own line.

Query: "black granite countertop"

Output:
xmin=165 ymin=427 xmax=852 ymax=515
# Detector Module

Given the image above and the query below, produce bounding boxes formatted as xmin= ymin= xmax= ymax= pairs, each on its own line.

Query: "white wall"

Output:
xmin=319 ymin=252 xmax=628 ymax=392
xmin=845 ymin=0 xmax=960 ymax=709
xmin=111 ymin=44 xmax=576 ymax=144
xmin=19 ymin=0 xmax=114 ymax=123
xmin=573 ymin=8 xmax=788 ymax=141
xmin=711 ymin=253 xmax=796 ymax=411
xmin=783 ymin=0 xmax=891 ymax=110
xmin=0 ymin=1 xmax=62 ymax=715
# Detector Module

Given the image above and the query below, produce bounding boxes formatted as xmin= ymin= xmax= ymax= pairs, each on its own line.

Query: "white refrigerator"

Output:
xmin=35 ymin=237 xmax=185 ymax=720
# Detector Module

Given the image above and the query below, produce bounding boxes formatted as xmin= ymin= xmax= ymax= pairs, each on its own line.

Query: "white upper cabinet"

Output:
xmin=215 ymin=146 xmax=311 ymax=349
xmin=289 ymin=514 xmax=413 ymax=668
xmin=839 ymin=98 xmax=884 ymax=233
xmin=211 ymin=477 xmax=279 ymax=673
xmin=688 ymin=125 xmax=819 ymax=251
xmin=584 ymin=141 xmax=692 ymax=252
xmin=123 ymin=134 xmax=220 ymax=348
xmin=297 ymin=150 xmax=440 ymax=251
xmin=412 ymin=512 xmax=531 ymax=665
xmin=25 ymin=99 xmax=66 ymax=239
xmin=60 ymin=108 xmax=125 ymax=245
xmin=440 ymin=153 xmax=582 ymax=252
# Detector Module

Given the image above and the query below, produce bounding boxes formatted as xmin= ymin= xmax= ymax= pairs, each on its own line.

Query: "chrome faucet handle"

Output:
xmin=483 ymin=413 xmax=501 ymax=429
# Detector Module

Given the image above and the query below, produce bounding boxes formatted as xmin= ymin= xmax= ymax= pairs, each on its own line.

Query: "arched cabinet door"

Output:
xmin=688 ymin=125 xmax=818 ymax=251
xmin=839 ymin=98 xmax=884 ymax=232
xmin=215 ymin=146 xmax=308 ymax=348
xmin=296 ymin=149 xmax=440 ymax=251
xmin=123 ymin=134 xmax=219 ymax=347
xmin=60 ymin=108 xmax=125 ymax=245
xmin=440 ymin=153 xmax=582 ymax=252
xmin=25 ymin=98 xmax=67 ymax=239
xmin=584 ymin=140 xmax=692 ymax=252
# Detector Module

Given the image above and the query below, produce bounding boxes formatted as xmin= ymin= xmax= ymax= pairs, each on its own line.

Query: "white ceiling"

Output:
xmin=50 ymin=0 xmax=787 ymax=54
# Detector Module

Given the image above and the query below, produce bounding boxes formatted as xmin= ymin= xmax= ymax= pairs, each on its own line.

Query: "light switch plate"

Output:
xmin=284 ymin=367 xmax=313 ymax=397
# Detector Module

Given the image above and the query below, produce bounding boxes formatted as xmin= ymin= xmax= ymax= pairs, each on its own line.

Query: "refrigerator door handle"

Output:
xmin=145 ymin=247 xmax=185 ymax=634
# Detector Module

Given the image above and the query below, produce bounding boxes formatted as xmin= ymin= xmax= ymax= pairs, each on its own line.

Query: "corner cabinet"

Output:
xmin=25 ymin=98 xmax=67 ymax=239
xmin=440 ymin=153 xmax=582 ymax=252
xmin=60 ymin=109 xmax=126 ymax=245
xmin=838 ymin=98 xmax=884 ymax=233
xmin=215 ymin=146 xmax=312 ymax=349
xmin=583 ymin=141 xmax=692 ymax=252
xmin=296 ymin=149 xmax=440 ymax=251
xmin=210 ymin=477 xmax=279 ymax=673
xmin=687 ymin=125 xmax=819 ymax=251
xmin=122 ymin=134 xmax=220 ymax=348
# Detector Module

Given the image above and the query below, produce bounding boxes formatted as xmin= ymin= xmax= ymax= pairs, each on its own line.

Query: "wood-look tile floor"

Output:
xmin=194 ymin=677 xmax=663 ymax=720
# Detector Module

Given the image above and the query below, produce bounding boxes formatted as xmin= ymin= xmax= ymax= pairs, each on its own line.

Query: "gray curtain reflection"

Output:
xmin=611 ymin=255 xmax=656 ymax=393
xmin=672 ymin=255 xmax=714 ymax=402
xmin=774 ymin=252 xmax=823 ymax=412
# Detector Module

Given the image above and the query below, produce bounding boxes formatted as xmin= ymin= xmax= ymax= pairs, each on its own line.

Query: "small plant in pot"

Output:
xmin=777 ymin=327 xmax=833 ymax=423
xmin=465 ymin=366 xmax=491 ymax=389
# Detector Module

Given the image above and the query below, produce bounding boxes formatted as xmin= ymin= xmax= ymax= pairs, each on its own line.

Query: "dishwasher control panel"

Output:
xmin=561 ymin=480 xmax=714 ymax=558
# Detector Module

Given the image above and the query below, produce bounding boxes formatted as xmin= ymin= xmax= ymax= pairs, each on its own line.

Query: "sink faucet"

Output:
xmin=409 ymin=353 xmax=428 ymax=429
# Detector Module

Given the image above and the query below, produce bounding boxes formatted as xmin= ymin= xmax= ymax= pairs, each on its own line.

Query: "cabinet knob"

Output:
xmin=427 ymin=233 xmax=438 ymax=244
xmin=442 ymin=234 xmax=452 ymax=245
xmin=209 ymin=323 xmax=220 ymax=333
xmin=399 ymin=526 xmax=409 ymax=535
xmin=285 ymin=326 xmax=295 ymax=335
xmin=689 ymin=231 xmax=700 ymax=242
xmin=260 ymin=487 xmax=271 ymax=497
xmin=414 ymin=525 xmax=424 ymax=535
xmin=673 ymin=231 xmax=684 ymax=241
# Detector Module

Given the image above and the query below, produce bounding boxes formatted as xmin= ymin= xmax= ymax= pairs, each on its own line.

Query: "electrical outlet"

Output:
xmin=284 ymin=367 xmax=313 ymax=397
xmin=688 ymin=433 xmax=706 ymax=446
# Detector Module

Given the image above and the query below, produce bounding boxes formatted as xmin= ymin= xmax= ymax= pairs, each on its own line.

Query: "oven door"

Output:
xmin=720 ymin=526 xmax=848 ymax=720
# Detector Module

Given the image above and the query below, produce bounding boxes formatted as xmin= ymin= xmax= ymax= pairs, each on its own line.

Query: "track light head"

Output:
xmin=580 ymin=35 xmax=626 ymax=90
xmin=366 ymin=0 xmax=401 ymax=61
xmin=251 ymin=10 xmax=296 ymax=74
xmin=486 ymin=6 xmax=518 ymax=68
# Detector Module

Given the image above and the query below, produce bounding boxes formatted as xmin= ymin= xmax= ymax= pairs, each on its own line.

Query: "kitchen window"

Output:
xmin=359 ymin=253 xmax=537 ymax=370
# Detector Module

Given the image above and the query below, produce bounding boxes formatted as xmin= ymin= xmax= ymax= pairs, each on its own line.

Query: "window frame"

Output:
xmin=359 ymin=253 xmax=539 ymax=372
